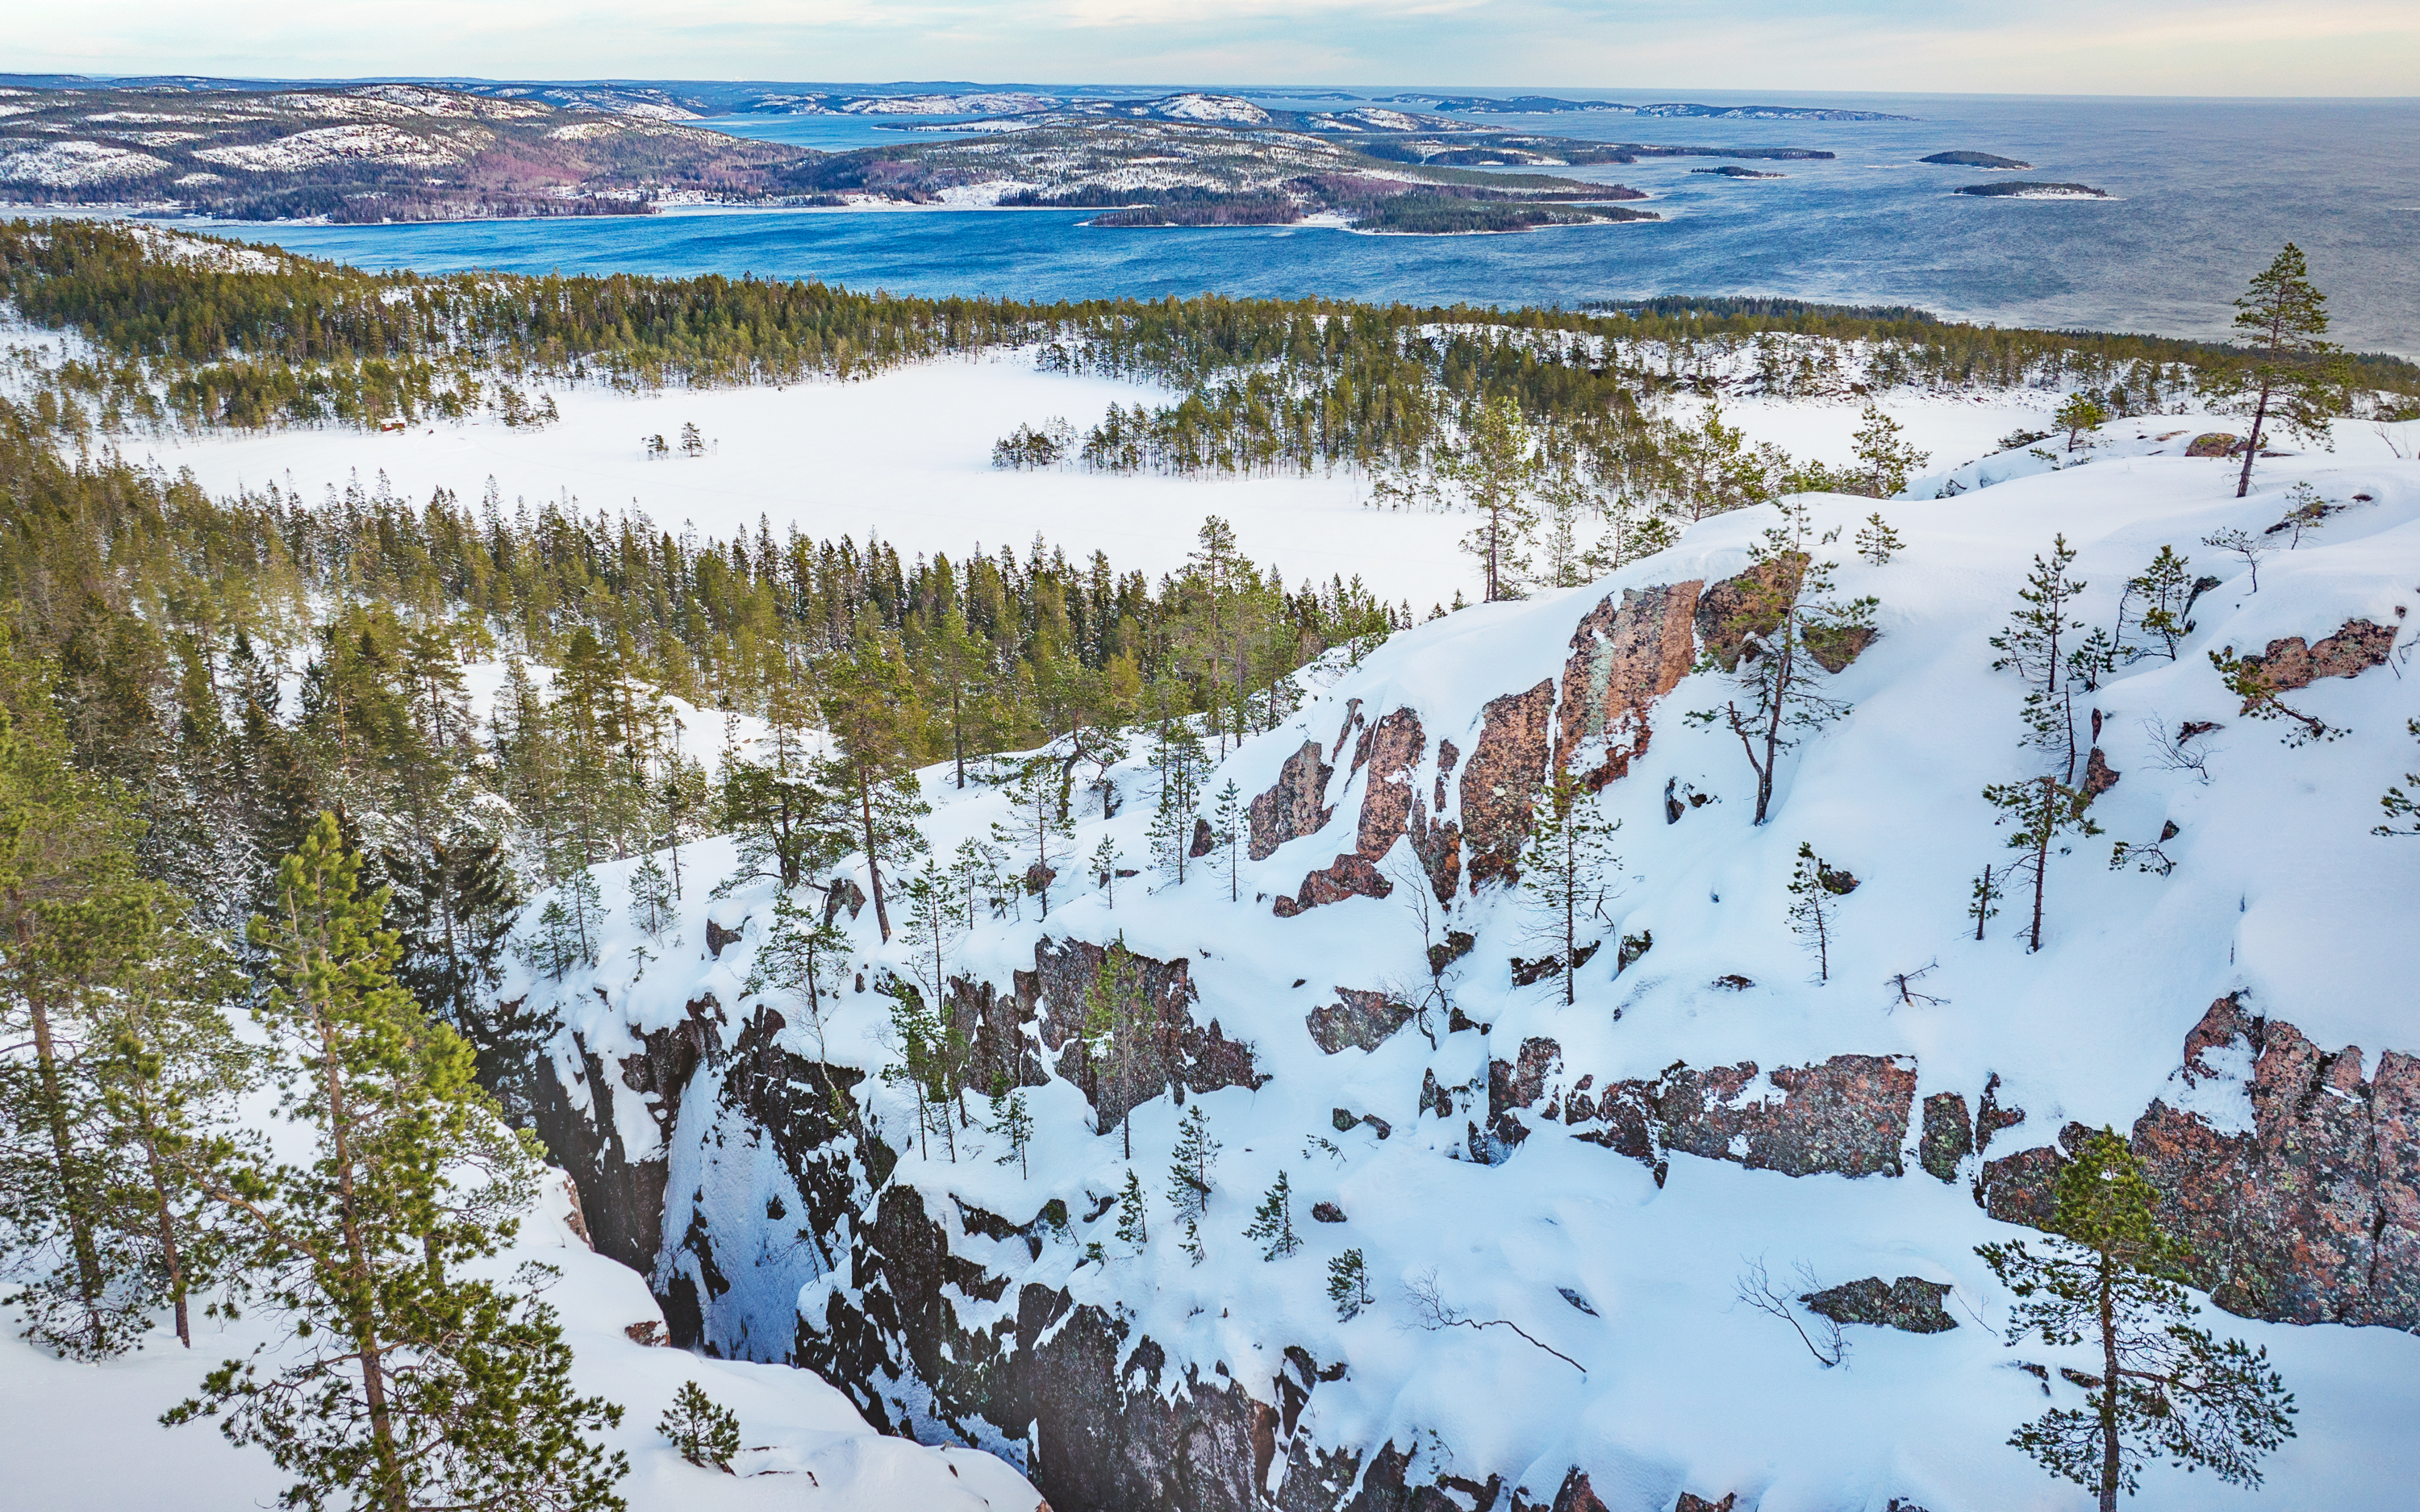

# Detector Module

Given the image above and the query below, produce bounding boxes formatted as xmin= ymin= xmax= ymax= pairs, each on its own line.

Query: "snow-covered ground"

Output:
xmin=515 ymin=442 xmax=2420 ymax=1510
xmin=143 ymin=356 xmax=1462 ymax=606
xmin=0 ymin=1174 xmax=1042 ymax=1511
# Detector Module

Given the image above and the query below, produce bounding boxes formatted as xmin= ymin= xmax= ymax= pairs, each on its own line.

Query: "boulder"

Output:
xmin=1249 ymin=739 xmax=1334 ymax=860
xmin=1800 ymin=1276 xmax=1959 ymax=1333
xmin=1305 ymin=988 xmax=1416 ymax=1054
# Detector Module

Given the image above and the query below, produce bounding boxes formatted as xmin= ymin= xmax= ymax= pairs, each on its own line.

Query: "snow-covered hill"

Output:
xmin=506 ymin=443 xmax=2420 ymax=1510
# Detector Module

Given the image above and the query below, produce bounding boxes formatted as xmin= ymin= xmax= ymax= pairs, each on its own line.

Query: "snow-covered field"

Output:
xmin=515 ymin=442 xmax=2420 ymax=1510
xmin=144 ymin=356 xmax=1462 ymax=605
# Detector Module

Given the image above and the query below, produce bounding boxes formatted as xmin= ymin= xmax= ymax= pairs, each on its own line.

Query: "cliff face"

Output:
xmin=507 ymin=460 xmax=2420 ymax=1512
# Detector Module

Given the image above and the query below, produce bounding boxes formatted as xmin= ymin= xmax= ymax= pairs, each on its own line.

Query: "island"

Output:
xmin=1689 ymin=165 xmax=1785 ymax=178
xmin=1922 ymin=151 xmax=2032 ymax=169
xmin=1955 ymin=180 xmax=2110 ymax=199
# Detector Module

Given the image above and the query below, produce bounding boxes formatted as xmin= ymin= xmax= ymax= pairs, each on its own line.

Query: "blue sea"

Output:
xmin=187 ymin=90 xmax=2420 ymax=356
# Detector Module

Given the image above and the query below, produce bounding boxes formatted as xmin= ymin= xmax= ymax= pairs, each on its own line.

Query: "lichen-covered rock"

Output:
xmin=2186 ymin=431 xmax=2241 ymax=456
xmin=2077 ymin=745 xmax=2120 ymax=807
xmin=1494 ymin=1039 xmax=1916 ymax=1180
xmin=1694 ymin=554 xmax=1805 ymax=672
xmin=1803 ymin=621 xmax=1877 ymax=673
xmin=1460 ymin=679 xmax=1555 ymax=890
xmin=1016 ymin=937 xmax=1266 ymax=1133
xmin=1919 ymin=1091 xmax=1973 ymax=1182
xmin=1306 ymin=987 xmax=1416 ymax=1054
xmin=1976 ymin=1072 xmax=2026 ymax=1152
xmin=1350 ymin=707 xmax=1426 ymax=858
xmin=1250 ymin=739 xmax=1334 ymax=860
xmin=1554 ymin=581 xmax=1702 ymax=790
xmin=2238 ymin=617 xmax=2397 ymax=691
xmin=1800 ymin=1276 xmax=1959 ymax=1333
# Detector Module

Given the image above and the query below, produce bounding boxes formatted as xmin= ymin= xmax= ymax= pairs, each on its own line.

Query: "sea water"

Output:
xmin=186 ymin=91 xmax=2420 ymax=354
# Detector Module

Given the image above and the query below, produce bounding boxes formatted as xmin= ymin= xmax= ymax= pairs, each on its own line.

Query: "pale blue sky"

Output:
xmin=13 ymin=0 xmax=2417 ymax=97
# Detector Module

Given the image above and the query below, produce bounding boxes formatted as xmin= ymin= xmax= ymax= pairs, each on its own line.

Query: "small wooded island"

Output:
xmin=1922 ymin=150 xmax=2032 ymax=169
xmin=1689 ymin=165 xmax=1786 ymax=178
xmin=1955 ymin=180 xmax=2110 ymax=198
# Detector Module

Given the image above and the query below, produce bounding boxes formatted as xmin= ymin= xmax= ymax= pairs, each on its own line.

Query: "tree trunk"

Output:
xmin=2098 ymin=1247 xmax=2122 ymax=1512
xmin=316 ymin=981 xmax=407 ymax=1512
xmin=25 ymin=989 xmax=106 ymax=1346
xmin=2029 ymin=780 xmax=2053 ymax=953
xmin=2236 ymin=373 xmax=2273 ymax=498
xmin=139 ymin=1124 xmax=190 ymax=1347
xmin=857 ymin=768 xmax=891 ymax=942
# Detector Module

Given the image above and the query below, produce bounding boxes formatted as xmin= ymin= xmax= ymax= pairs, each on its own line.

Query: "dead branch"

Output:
xmin=1402 ymin=1268 xmax=1586 ymax=1376
xmin=1734 ymin=1256 xmax=1846 ymax=1368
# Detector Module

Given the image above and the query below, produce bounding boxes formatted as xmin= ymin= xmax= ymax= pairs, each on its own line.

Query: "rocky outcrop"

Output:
xmin=2238 ymin=618 xmax=2397 ymax=692
xmin=1554 ymin=581 xmax=1702 ymax=791
xmin=1275 ymin=708 xmax=1451 ymax=912
xmin=1250 ymin=739 xmax=1333 ymax=860
xmin=1488 ymin=1037 xmax=1917 ymax=1183
xmin=2186 ymin=432 xmax=2241 ymax=457
xmin=1459 ymin=680 xmax=1556 ymax=890
xmin=1801 ymin=1276 xmax=1958 ymax=1333
xmin=1976 ymin=995 xmax=2420 ymax=1328
xmin=1017 ymin=936 xmax=1266 ymax=1131
xmin=1274 ymin=853 xmax=1395 ymax=916
xmin=1306 ymin=988 xmax=1416 ymax=1054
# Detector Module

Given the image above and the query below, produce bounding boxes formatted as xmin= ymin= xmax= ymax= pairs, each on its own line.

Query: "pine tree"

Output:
xmin=169 ymin=814 xmax=628 ymax=1512
xmin=879 ymin=982 xmax=952 ymax=1163
xmin=628 ymin=850 xmax=676 ymax=939
xmin=1116 ymin=1168 xmax=1149 ymax=1250
xmin=1444 ymin=394 xmax=1540 ymax=602
xmin=2118 ymin=546 xmax=2196 ymax=662
xmin=1147 ymin=715 xmax=1208 ymax=884
xmin=1329 ymin=1248 xmax=1373 ymax=1320
xmin=1244 ymin=1170 xmax=1301 ymax=1260
xmin=993 ymin=756 xmax=1072 ymax=917
xmin=1211 ymin=778 xmax=1245 ymax=902
xmin=658 ymin=1381 xmax=740 ymax=1473
xmin=1083 ymin=939 xmax=1154 ymax=1158
xmin=1991 ymin=535 xmax=2088 ymax=781
xmin=1855 ymin=512 xmax=1902 ymax=566
xmin=2052 ymin=392 xmax=2109 ymax=456
xmin=820 ymin=636 xmax=930 ymax=943
xmin=1848 ymin=402 xmax=1930 ymax=498
xmin=987 ymin=1083 xmax=1033 ymax=1177
xmin=1982 ymin=775 xmax=2104 ymax=952
xmin=1685 ymin=498 xmax=1879 ymax=824
xmin=1167 ymin=1103 xmax=1219 ymax=1223
xmin=2201 ymin=244 xmax=2348 ymax=498
xmin=1091 ymin=832 xmax=1124 ymax=907
xmin=1517 ymin=767 xmax=1623 ymax=1005
xmin=1977 ymin=1130 xmax=2295 ymax=1510
xmin=1784 ymin=843 xmax=1854 ymax=983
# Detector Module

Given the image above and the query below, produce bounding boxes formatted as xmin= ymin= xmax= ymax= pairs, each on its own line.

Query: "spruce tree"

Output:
xmin=987 ymin=1083 xmax=1033 ymax=1177
xmin=1978 ymin=1130 xmax=2295 ymax=1510
xmin=1990 ymin=535 xmax=2088 ymax=781
xmin=1518 ymin=768 xmax=1623 ymax=1005
xmin=1167 ymin=1103 xmax=1219 ymax=1223
xmin=1210 ymin=778 xmax=1246 ymax=902
xmin=1091 ymin=832 xmax=1124 ymax=907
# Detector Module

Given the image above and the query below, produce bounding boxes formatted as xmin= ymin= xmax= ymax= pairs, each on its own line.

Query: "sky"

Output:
xmin=8 ymin=0 xmax=2418 ymax=98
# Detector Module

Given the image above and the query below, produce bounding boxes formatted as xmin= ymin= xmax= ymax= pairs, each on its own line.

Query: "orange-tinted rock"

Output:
xmin=1460 ymin=679 xmax=1556 ymax=890
xmin=1554 ymin=581 xmax=1703 ymax=791
xmin=1694 ymin=553 xmax=1806 ymax=672
xmin=2239 ymin=618 xmax=2396 ymax=692
xmin=1274 ymin=852 xmax=1395 ymax=915
xmin=1352 ymin=707 xmax=1425 ymax=858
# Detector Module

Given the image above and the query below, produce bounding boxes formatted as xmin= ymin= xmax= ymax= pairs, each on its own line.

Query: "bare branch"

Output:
xmin=1402 ymin=1268 xmax=1586 ymax=1375
xmin=1734 ymin=1256 xmax=1846 ymax=1368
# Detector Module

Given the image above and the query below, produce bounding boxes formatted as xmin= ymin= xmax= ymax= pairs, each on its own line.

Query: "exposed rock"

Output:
xmin=821 ymin=876 xmax=867 ymax=925
xmin=624 ymin=1319 xmax=667 ymax=1346
xmin=1976 ymin=994 xmax=2420 ymax=1328
xmin=1694 ymin=554 xmax=1805 ymax=672
xmin=1509 ymin=940 xmax=1600 ymax=986
xmin=704 ymin=916 xmax=745 ymax=956
xmin=1800 ymin=1276 xmax=1958 ymax=1333
xmin=1331 ymin=1107 xmax=1392 ymax=1139
xmin=1190 ymin=817 xmax=1215 ymax=858
xmin=1312 ymin=1202 xmax=1347 ymax=1223
xmin=1497 ymin=1039 xmax=1916 ymax=1181
xmin=1250 ymin=739 xmax=1334 ymax=860
xmin=1025 ymin=860 xmax=1058 ymax=895
xmin=1019 ymin=936 xmax=1266 ymax=1133
xmin=1712 ymin=973 xmax=1754 ymax=990
xmin=1803 ymin=622 xmax=1877 ymax=673
xmin=1351 ymin=707 xmax=1427 ymax=858
xmin=2078 ymin=746 xmax=2120 ymax=807
xmin=1460 ymin=679 xmax=1556 ymax=890
xmin=1675 ymin=1495 xmax=1737 ymax=1512
xmin=1976 ymin=1072 xmax=2026 ymax=1152
xmin=1554 ymin=581 xmax=1702 ymax=790
xmin=2238 ymin=618 xmax=2397 ymax=691
xmin=1427 ymin=929 xmax=1475 ymax=977
xmin=2186 ymin=431 xmax=2242 ymax=457
xmin=1306 ymin=988 xmax=1416 ymax=1054
xmin=1274 ymin=852 xmax=1396 ymax=915
xmin=1919 ymin=1091 xmax=1973 ymax=1181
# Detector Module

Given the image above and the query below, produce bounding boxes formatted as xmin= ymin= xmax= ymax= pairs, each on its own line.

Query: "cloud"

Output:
xmin=10 ymin=0 xmax=2415 ymax=94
